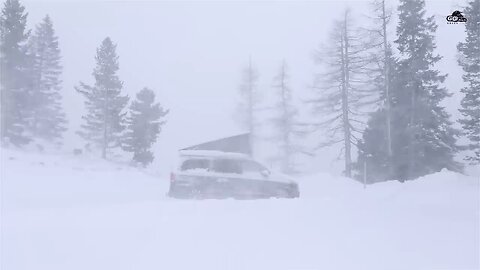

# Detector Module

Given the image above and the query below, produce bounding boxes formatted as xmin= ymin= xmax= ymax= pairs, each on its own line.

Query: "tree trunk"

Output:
xmin=280 ymin=61 xmax=291 ymax=172
xmin=382 ymin=0 xmax=392 ymax=160
xmin=248 ymin=57 xmax=254 ymax=157
xmin=102 ymin=88 xmax=108 ymax=159
xmin=341 ymin=12 xmax=352 ymax=178
xmin=407 ymin=82 xmax=416 ymax=179
xmin=0 ymin=82 xmax=8 ymax=141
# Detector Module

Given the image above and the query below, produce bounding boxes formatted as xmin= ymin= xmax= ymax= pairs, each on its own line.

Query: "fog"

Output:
xmin=20 ymin=0 xmax=466 ymax=174
xmin=3 ymin=1 xmax=480 ymax=269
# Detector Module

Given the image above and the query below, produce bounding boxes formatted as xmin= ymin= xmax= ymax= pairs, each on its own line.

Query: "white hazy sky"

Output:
xmin=23 ymin=0 xmax=467 ymax=174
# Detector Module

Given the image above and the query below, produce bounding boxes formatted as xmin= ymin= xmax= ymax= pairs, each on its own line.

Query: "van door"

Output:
xmin=209 ymin=158 xmax=243 ymax=197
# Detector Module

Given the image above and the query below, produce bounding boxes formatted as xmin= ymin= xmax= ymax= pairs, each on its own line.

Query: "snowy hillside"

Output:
xmin=2 ymin=149 xmax=479 ymax=270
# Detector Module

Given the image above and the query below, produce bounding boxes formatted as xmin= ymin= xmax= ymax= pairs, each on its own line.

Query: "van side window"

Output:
xmin=181 ymin=159 xmax=209 ymax=171
xmin=242 ymin=160 xmax=265 ymax=173
xmin=212 ymin=159 xmax=242 ymax=174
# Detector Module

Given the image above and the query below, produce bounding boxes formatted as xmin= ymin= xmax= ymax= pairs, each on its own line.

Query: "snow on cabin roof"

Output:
xmin=179 ymin=150 xmax=250 ymax=160
xmin=181 ymin=133 xmax=251 ymax=155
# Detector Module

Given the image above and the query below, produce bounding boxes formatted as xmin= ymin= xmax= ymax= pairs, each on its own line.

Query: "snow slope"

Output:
xmin=1 ymin=149 xmax=479 ymax=270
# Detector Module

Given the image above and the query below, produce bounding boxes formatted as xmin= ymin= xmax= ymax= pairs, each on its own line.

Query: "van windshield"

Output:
xmin=211 ymin=159 xmax=242 ymax=174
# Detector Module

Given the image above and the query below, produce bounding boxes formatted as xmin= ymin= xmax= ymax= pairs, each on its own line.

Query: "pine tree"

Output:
xmin=28 ymin=15 xmax=66 ymax=144
xmin=393 ymin=0 xmax=460 ymax=179
xmin=76 ymin=37 xmax=129 ymax=159
xmin=0 ymin=0 xmax=31 ymax=146
xmin=309 ymin=9 xmax=372 ymax=178
xmin=270 ymin=61 xmax=299 ymax=173
xmin=237 ymin=58 xmax=260 ymax=155
xmin=123 ymin=88 xmax=168 ymax=166
xmin=457 ymin=0 xmax=480 ymax=164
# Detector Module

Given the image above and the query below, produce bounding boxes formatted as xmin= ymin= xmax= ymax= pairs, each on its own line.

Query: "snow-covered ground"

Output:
xmin=1 ymin=149 xmax=479 ymax=270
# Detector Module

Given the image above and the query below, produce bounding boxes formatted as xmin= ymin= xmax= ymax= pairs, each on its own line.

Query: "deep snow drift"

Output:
xmin=1 ymin=149 xmax=479 ymax=270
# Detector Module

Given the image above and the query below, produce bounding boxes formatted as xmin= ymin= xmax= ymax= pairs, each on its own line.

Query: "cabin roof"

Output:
xmin=181 ymin=133 xmax=251 ymax=155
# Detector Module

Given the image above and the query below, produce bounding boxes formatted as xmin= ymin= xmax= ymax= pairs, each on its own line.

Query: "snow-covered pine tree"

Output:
xmin=457 ymin=0 xmax=480 ymax=164
xmin=237 ymin=58 xmax=260 ymax=155
xmin=394 ymin=0 xmax=460 ymax=179
xmin=123 ymin=88 xmax=168 ymax=166
xmin=28 ymin=15 xmax=66 ymax=144
xmin=76 ymin=37 xmax=129 ymax=159
xmin=309 ymin=9 xmax=372 ymax=178
xmin=0 ymin=0 xmax=32 ymax=146
xmin=270 ymin=61 xmax=299 ymax=173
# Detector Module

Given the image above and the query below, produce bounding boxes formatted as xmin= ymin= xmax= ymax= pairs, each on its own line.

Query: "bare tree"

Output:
xmin=364 ymin=0 xmax=394 ymax=158
xmin=237 ymin=57 xmax=260 ymax=155
xmin=379 ymin=0 xmax=392 ymax=158
xmin=270 ymin=60 xmax=298 ymax=173
xmin=309 ymin=9 xmax=372 ymax=177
